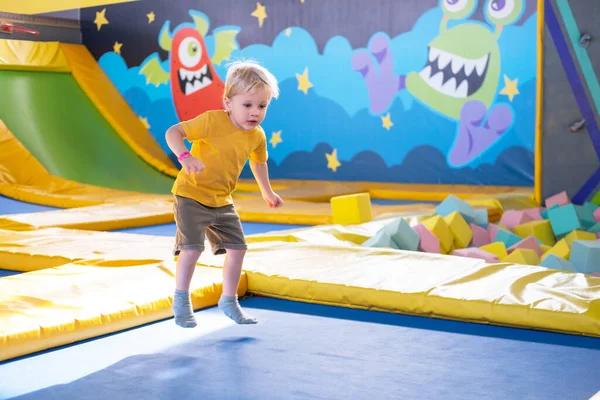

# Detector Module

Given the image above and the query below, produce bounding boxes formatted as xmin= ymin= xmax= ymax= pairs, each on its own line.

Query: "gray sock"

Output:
xmin=172 ymin=289 xmax=197 ymax=328
xmin=218 ymin=295 xmax=258 ymax=324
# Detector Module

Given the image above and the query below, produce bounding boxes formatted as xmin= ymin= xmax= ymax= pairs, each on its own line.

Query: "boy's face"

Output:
xmin=224 ymin=87 xmax=271 ymax=131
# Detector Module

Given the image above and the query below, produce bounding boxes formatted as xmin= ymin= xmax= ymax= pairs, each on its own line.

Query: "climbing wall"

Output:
xmin=542 ymin=0 xmax=600 ymax=203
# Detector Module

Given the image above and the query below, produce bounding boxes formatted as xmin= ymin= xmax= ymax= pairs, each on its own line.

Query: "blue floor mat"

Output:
xmin=11 ymin=298 xmax=600 ymax=400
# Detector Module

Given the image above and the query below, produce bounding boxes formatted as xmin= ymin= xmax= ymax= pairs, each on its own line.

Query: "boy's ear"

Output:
xmin=223 ymin=97 xmax=231 ymax=111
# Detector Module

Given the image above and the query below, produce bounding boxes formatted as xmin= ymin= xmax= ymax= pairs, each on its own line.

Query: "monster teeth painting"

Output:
xmin=421 ymin=47 xmax=490 ymax=98
xmin=178 ymin=63 xmax=213 ymax=95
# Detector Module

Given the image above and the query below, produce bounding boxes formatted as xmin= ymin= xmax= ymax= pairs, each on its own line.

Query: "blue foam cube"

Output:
xmin=569 ymin=240 xmax=600 ymax=274
xmin=435 ymin=195 xmax=477 ymax=224
xmin=547 ymin=204 xmax=582 ymax=238
xmin=588 ymin=222 xmax=600 ymax=233
xmin=495 ymin=228 xmax=523 ymax=248
xmin=362 ymin=230 xmax=399 ymax=249
xmin=583 ymin=202 xmax=598 ymax=213
xmin=574 ymin=205 xmax=596 ymax=230
xmin=540 ymin=255 xmax=576 ymax=272
xmin=541 ymin=204 xmax=559 ymax=220
xmin=473 ymin=209 xmax=489 ymax=227
xmin=383 ymin=218 xmax=420 ymax=251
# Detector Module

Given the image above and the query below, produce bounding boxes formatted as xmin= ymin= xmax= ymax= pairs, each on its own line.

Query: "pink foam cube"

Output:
xmin=545 ymin=191 xmax=570 ymax=208
xmin=453 ymin=248 xmax=499 ymax=262
xmin=508 ymin=236 xmax=543 ymax=257
xmin=500 ymin=210 xmax=534 ymax=231
xmin=487 ymin=224 xmax=502 ymax=241
xmin=523 ymin=207 xmax=543 ymax=221
xmin=592 ymin=273 xmax=600 ymax=277
xmin=470 ymin=223 xmax=490 ymax=247
xmin=413 ymin=224 xmax=441 ymax=253
xmin=594 ymin=208 xmax=600 ymax=223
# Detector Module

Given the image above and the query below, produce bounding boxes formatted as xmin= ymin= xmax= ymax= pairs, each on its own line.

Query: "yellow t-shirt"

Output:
xmin=171 ymin=110 xmax=268 ymax=207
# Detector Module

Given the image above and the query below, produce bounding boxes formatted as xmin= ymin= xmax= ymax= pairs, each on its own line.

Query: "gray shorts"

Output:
xmin=173 ymin=195 xmax=247 ymax=256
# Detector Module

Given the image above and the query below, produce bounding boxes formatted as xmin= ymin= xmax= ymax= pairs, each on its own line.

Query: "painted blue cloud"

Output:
xmin=98 ymin=52 xmax=171 ymax=102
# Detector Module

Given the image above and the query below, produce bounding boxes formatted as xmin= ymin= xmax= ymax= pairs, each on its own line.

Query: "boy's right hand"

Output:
xmin=181 ymin=156 xmax=205 ymax=174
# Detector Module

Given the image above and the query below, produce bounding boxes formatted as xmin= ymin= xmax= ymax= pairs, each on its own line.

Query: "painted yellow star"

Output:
xmin=251 ymin=2 xmax=267 ymax=27
xmin=500 ymin=75 xmax=519 ymax=101
xmin=94 ymin=8 xmax=109 ymax=31
xmin=381 ymin=113 xmax=393 ymax=130
xmin=113 ymin=41 xmax=123 ymax=54
xmin=270 ymin=131 xmax=283 ymax=148
xmin=296 ymin=67 xmax=313 ymax=95
xmin=139 ymin=116 xmax=150 ymax=130
xmin=326 ymin=149 xmax=341 ymax=172
xmin=146 ymin=11 xmax=155 ymax=24
xmin=285 ymin=28 xmax=292 ymax=37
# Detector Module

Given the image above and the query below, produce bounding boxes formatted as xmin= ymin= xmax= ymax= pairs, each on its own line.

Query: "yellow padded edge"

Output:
xmin=59 ymin=44 xmax=179 ymax=178
xmin=0 ymin=120 xmax=166 ymax=209
xmin=0 ymin=263 xmax=247 ymax=362
xmin=0 ymin=0 xmax=137 ymax=15
xmin=0 ymin=39 xmax=71 ymax=72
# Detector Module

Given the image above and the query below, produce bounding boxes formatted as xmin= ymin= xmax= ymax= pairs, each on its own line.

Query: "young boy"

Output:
xmin=165 ymin=60 xmax=283 ymax=328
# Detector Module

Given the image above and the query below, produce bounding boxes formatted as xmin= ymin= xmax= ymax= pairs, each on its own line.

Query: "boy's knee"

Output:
xmin=227 ymin=249 xmax=246 ymax=257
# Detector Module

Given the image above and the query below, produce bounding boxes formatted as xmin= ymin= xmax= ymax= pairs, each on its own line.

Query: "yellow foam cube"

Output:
xmin=513 ymin=220 xmax=556 ymax=246
xmin=540 ymin=244 xmax=552 ymax=254
xmin=480 ymin=242 xmax=508 ymax=259
xmin=331 ymin=193 xmax=372 ymax=225
xmin=564 ymin=230 xmax=596 ymax=246
xmin=443 ymin=211 xmax=472 ymax=249
xmin=502 ymin=248 xmax=541 ymax=265
xmin=423 ymin=215 xmax=453 ymax=253
xmin=541 ymin=238 xmax=571 ymax=261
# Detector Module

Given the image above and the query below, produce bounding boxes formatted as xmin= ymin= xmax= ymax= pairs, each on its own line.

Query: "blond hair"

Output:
xmin=223 ymin=59 xmax=279 ymax=101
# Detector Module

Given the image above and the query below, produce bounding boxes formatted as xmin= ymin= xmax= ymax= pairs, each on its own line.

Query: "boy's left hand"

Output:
xmin=263 ymin=191 xmax=283 ymax=208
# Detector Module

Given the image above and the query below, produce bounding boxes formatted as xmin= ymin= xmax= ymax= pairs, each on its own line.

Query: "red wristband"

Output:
xmin=178 ymin=151 xmax=191 ymax=161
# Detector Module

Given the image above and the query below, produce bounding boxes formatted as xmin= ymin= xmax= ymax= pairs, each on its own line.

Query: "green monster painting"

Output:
xmin=352 ymin=0 xmax=525 ymax=166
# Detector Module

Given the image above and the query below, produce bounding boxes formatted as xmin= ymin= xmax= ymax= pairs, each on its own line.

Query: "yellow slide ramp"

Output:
xmin=1 ymin=221 xmax=598 ymax=362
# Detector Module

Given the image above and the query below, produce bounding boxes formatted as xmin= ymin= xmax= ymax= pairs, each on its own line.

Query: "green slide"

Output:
xmin=0 ymin=70 xmax=174 ymax=194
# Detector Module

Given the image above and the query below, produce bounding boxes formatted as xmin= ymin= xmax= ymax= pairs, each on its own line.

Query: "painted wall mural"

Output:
xmin=82 ymin=0 xmax=538 ymax=186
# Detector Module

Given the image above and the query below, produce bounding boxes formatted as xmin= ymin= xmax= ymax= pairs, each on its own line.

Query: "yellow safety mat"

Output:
xmin=0 ymin=120 xmax=165 ymax=208
xmin=0 ymin=0 xmax=137 ymax=15
xmin=0 ymin=263 xmax=246 ymax=362
xmin=237 ymin=179 xmax=534 ymax=203
xmin=0 ymin=221 xmax=598 ymax=364
xmin=0 ymin=40 xmax=70 ymax=72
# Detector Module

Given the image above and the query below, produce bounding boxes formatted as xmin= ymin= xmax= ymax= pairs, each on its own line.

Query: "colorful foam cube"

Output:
xmin=541 ymin=238 xmax=570 ymax=261
xmin=539 ymin=244 xmax=552 ymax=255
xmin=470 ymin=223 xmax=490 ymax=247
xmin=331 ymin=193 xmax=372 ymax=225
xmin=541 ymin=205 xmax=558 ymax=220
xmin=564 ymin=230 xmax=596 ymax=246
xmin=453 ymin=248 xmax=499 ymax=263
xmin=591 ymin=273 xmax=600 ymax=277
xmin=362 ymin=230 xmax=398 ymax=249
xmin=594 ymin=207 xmax=600 ymax=222
xmin=513 ymin=220 xmax=556 ymax=246
xmin=547 ymin=204 xmax=581 ymax=238
xmin=587 ymin=221 xmax=600 ymax=233
xmin=583 ymin=202 xmax=598 ymax=213
xmin=569 ymin=240 xmax=600 ymax=274
xmin=382 ymin=218 xmax=420 ymax=251
xmin=508 ymin=236 xmax=543 ymax=258
xmin=422 ymin=215 xmax=453 ymax=253
xmin=480 ymin=242 xmax=508 ymax=260
xmin=495 ymin=228 xmax=523 ymax=248
xmin=487 ymin=224 xmax=502 ymax=241
xmin=502 ymin=248 xmax=540 ymax=265
xmin=413 ymin=224 xmax=441 ymax=253
xmin=443 ymin=212 xmax=472 ymax=249
xmin=434 ymin=195 xmax=477 ymax=223
xmin=500 ymin=210 xmax=533 ymax=231
xmin=541 ymin=255 xmax=576 ymax=272
xmin=574 ymin=205 xmax=596 ymax=230
xmin=523 ymin=207 xmax=543 ymax=221
xmin=473 ymin=209 xmax=489 ymax=227
xmin=545 ymin=191 xmax=570 ymax=208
